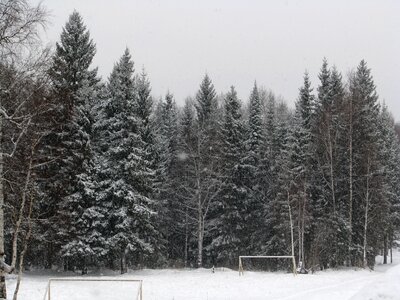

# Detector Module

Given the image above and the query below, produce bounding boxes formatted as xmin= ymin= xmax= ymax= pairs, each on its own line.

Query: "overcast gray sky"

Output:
xmin=35 ymin=0 xmax=400 ymax=119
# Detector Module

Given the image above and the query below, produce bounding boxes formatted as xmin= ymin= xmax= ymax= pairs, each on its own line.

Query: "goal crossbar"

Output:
xmin=43 ymin=278 xmax=143 ymax=300
xmin=238 ymin=255 xmax=297 ymax=276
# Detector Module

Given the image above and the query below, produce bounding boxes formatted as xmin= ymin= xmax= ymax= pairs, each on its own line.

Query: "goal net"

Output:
xmin=42 ymin=278 xmax=143 ymax=300
xmin=238 ymin=256 xmax=297 ymax=275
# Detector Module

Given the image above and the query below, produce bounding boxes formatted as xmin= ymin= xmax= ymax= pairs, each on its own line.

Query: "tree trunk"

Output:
xmin=0 ymin=109 xmax=7 ymax=300
xmin=120 ymin=250 xmax=127 ymax=274
xmin=297 ymin=198 xmax=301 ymax=265
xmin=11 ymin=156 xmax=33 ymax=269
xmin=328 ymin=128 xmax=339 ymax=266
xmin=287 ymin=191 xmax=296 ymax=273
xmin=197 ymin=201 xmax=203 ymax=268
xmin=196 ymin=170 xmax=203 ymax=268
xmin=348 ymin=101 xmax=353 ymax=267
xmin=13 ymin=193 xmax=34 ymax=300
xmin=362 ymin=156 xmax=371 ymax=268
xmin=184 ymin=208 xmax=188 ymax=268
xmin=383 ymin=234 xmax=387 ymax=264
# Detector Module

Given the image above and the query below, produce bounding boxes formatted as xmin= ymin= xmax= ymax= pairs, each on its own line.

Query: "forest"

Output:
xmin=0 ymin=1 xmax=399 ymax=287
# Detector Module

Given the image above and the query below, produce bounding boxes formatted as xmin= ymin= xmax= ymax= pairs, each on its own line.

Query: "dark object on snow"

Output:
xmin=296 ymin=261 xmax=308 ymax=274
xmin=298 ymin=266 xmax=308 ymax=274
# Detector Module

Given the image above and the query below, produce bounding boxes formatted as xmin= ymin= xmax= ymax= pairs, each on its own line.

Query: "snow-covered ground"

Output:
xmin=7 ymin=249 xmax=400 ymax=300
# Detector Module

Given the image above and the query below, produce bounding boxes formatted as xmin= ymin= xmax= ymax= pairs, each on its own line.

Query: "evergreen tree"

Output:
xmin=96 ymin=49 xmax=159 ymax=273
xmin=267 ymin=103 xmax=295 ymax=265
xmin=135 ymin=69 xmax=156 ymax=165
xmin=195 ymin=74 xmax=217 ymax=128
xmin=42 ymin=10 xmax=99 ymax=270
xmin=377 ymin=105 xmax=400 ymax=264
xmin=310 ymin=60 xmax=347 ymax=269
xmin=290 ymin=72 xmax=315 ymax=267
xmin=193 ymin=74 xmax=222 ymax=267
xmin=243 ymin=82 xmax=264 ymax=252
xmin=347 ymin=60 xmax=380 ymax=267
xmin=177 ymin=99 xmax=199 ymax=267
xmin=211 ymin=86 xmax=246 ymax=266
xmin=156 ymin=92 xmax=180 ymax=261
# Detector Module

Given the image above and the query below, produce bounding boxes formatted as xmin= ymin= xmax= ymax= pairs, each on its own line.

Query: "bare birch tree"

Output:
xmin=0 ymin=1 xmax=47 ymax=297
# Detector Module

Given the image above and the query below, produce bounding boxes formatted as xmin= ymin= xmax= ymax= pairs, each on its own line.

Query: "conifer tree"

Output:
xmin=377 ymin=105 xmax=400 ymax=264
xmin=243 ymin=82 xmax=265 ymax=252
xmin=290 ymin=72 xmax=315 ymax=267
xmin=195 ymin=74 xmax=217 ymax=128
xmin=347 ymin=60 xmax=380 ymax=267
xmin=266 ymin=102 xmax=295 ymax=264
xmin=96 ymin=49 xmax=158 ymax=273
xmin=212 ymin=86 xmax=246 ymax=266
xmin=193 ymin=74 xmax=222 ymax=267
xmin=135 ymin=69 xmax=156 ymax=166
xmin=42 ymin=11 xmax=99 ymax=270
xmin=177 ymin=99 xmax=197 ymax=266
xmin=156 ymin=92 xmax=180 ymax=261
xmin=311 ymin=59 xmax=345 ymax=268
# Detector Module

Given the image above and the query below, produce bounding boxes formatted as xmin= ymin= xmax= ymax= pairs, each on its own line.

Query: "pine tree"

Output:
xmin=267 ymin=102 xmax=295 ymax=267
xmin=58 ymin=81 xmax=107 ymax=273
xmin=242 ymin=82 xmax=265 ymax=253
xmin=177 ymin=99 xmax=197 ymax=267
xmin=290 ymin=72 xmax=315 ymax=268
xmin=311 ymin=59 xmax=346 ymax=269
xmin=156 ymin=92 xmax=180 ymax=261
xmin=193 ymin=74 xmax=222 ymax=267
xmin=195 ymin=74 xmax=217 ymax=128
xmin=211 ymin=86 xmax=246 ymax=266
xmin=377 ymin=105 xmax=400 ymax=264
xmin=135 ymin=69 xmax=156 ymax=166
xmin=347 ymin=60 xmax=380 ymax=267
xmin=96 ymin=48 xmax=158 ymax=273
xmin=41 ymin=11 xmax=99 ymax=271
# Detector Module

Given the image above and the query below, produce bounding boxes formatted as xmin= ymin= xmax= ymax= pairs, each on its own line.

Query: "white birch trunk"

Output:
xmin=197 ymin=177 xmax=203 ymax=268
xmin=362 ymin=156 xmax=371 ymax=268
xmin=0 ymin=110 xmax=7 ymax=300
xmin=348 ymin=100 xmax=353 ymax=266
xmin=12 ymin=192 xmax=34 ymax=300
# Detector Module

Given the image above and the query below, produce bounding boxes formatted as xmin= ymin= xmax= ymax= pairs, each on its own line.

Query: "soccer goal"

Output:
xmin=238 ymin=255 xmax=297 ymax=276
xmin=42 ymin=278 xmax=143 ymax=300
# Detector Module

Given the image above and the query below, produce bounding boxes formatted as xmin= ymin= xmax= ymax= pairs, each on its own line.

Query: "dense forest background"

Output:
xmin=1 ymin=3 xmax=400 ymax=277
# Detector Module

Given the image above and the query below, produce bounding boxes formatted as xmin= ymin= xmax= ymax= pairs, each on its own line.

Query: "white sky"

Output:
xmin=35 ymin=0 xmax=400 ymax=119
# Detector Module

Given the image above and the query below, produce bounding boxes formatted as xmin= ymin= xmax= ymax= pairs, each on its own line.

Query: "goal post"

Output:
xmin=238 ymin=255 xmax=297 ymax=276
xmin=43 ymin=278 xmax=143 ymax=300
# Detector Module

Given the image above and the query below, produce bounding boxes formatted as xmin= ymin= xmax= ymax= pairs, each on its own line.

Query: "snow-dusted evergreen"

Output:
xmin=40 ymin=10 xmax=100 ymax=271
xmin=243 ymin=82 xmax=265 ymax=252
xmin=212 ymin=86 xmax=247 ymax=266
xmin=2 ymin=10 xmax=400 ymax=278
xmin=95 ymin=49 xmax=159 ymax=273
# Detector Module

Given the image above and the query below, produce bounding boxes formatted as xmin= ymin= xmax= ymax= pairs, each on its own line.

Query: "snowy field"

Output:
xmin=7 ymin=250 xmax=400 ymax=300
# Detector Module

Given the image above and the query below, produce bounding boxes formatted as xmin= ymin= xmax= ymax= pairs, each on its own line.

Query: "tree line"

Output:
xmin=1 ymin=4 xmax=400 ymax=287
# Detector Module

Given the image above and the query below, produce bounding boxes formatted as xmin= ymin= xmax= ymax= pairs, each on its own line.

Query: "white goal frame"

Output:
xmin=42 ymin=277 xmax=143 ymax=300
xmin=238 ymin=255 xmax=297 ymax=276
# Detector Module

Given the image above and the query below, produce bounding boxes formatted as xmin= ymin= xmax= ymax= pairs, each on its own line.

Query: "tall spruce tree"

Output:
xmin=211 ymin=86 xmax=246 ymax=266
xmin=177 ymin=99 xmax=198 ymax=267
xmin=347 ymin=60 xmax=380 ymax=267
xmin=290 ymin=72 xmax=315 ymax=268
xmin=135 ymin=69 xmax=156 ymax=166
xmin=193 ymin=74 xmax=222 ymax=267
xmin=156 ymin=92 xmax=180 ymax=261
xmin=377 ymin=105 xmax=400 ymax=264
xmin=310 ymin=59 xmax=347 ymax=268
xmin=95 ymin=48 xmax=159 ymax=273
xmin=42 ymin=11 xmax=99 ymax=270
xmin=243 ymin=82 xmax=265 ymax=253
